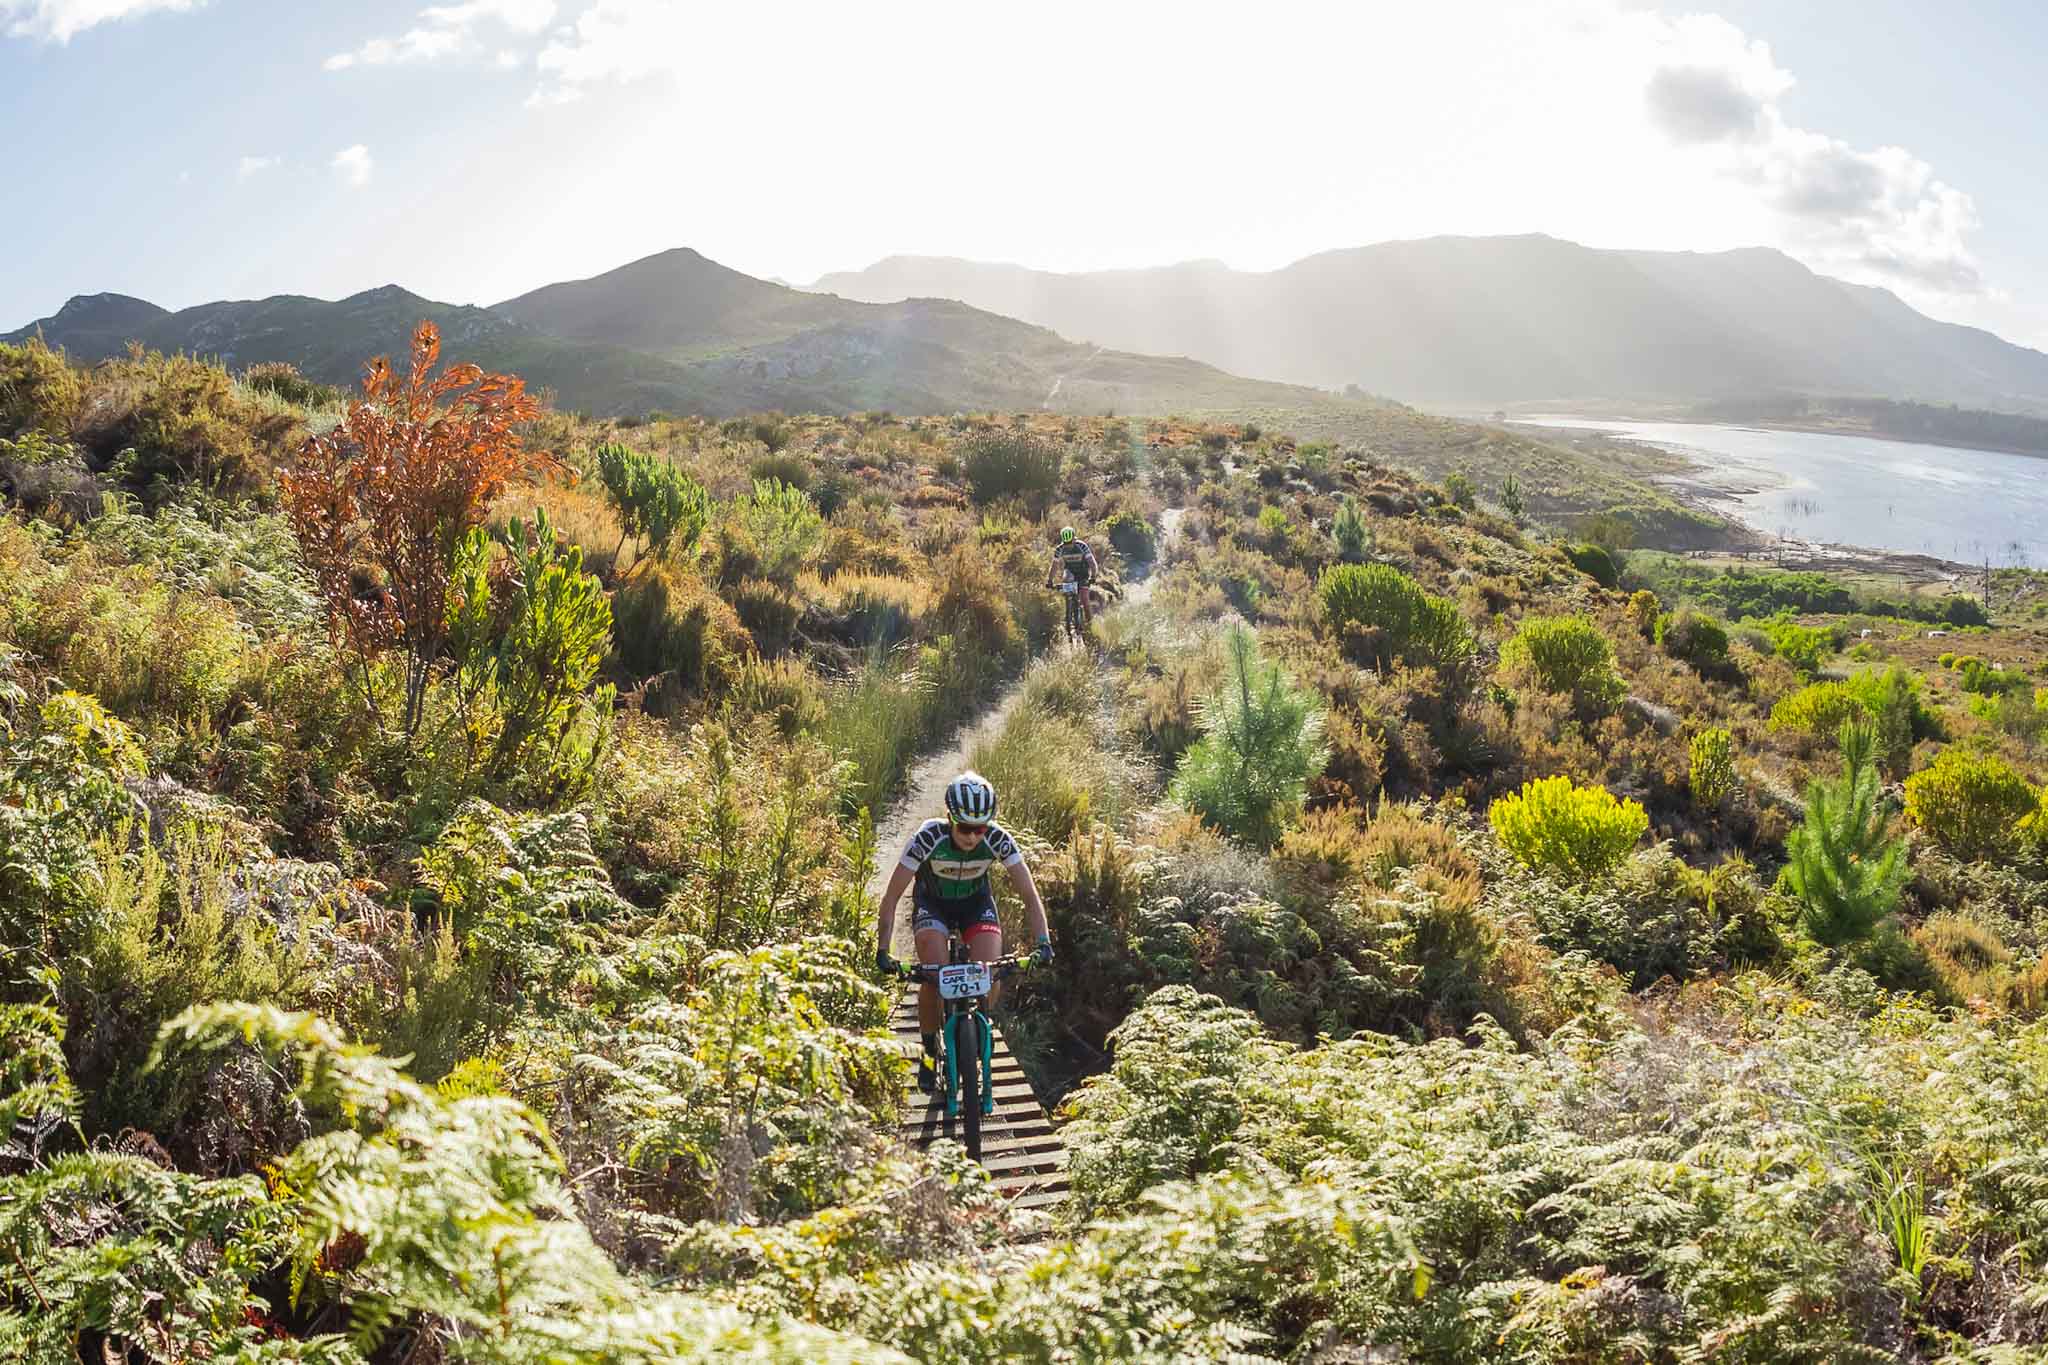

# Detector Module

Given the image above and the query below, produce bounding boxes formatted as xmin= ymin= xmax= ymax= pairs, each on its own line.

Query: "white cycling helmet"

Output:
xmin=944 ymin=771 xmax=997 ymax=826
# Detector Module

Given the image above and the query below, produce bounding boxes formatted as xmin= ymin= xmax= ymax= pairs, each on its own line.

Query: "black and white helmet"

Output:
xmin=944 ymin=771 xmax=997 ymax=826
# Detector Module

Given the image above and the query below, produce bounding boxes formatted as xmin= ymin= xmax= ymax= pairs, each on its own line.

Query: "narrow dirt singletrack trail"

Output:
xmin=873 ymin=506 xmax=1183 ymax=1211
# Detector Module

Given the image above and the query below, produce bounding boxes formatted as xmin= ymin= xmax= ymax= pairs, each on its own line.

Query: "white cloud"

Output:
xmin=1 ymin=0 xmax=200 ymax=43
xmin=236 ymin=154 xmax=280 ymax=181
xmin=326 ymin=0 xmax=554 ymax=70
xmin=331 ymin=144 xmax=374 ymax=188
xmin=1640 ymin=14 xmax=1980 ymax=293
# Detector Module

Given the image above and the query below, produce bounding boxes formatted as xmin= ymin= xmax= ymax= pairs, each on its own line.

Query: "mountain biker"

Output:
xmin=874 ymin=772 xmax=1053 ymax=1094
xmin=1045 ymin=526 xmax=1100 ymax=628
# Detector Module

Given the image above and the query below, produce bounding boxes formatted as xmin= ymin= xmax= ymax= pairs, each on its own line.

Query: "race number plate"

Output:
xmin=1060 ymin=582 xmax=1078 ymax=594
xmin=937 ymin=962 xmax=993 ymax=1000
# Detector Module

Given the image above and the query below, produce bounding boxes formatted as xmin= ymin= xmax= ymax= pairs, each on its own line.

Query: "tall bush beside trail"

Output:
xmin=1318 ymin=562 xmax=1473 ymax=673
xmin=1688 ymin=726 xmax=1737 ymax=808
xmin=1170 ymin=624 xmax=1329 ymax=848
xmin=1904 ymin=748 xmax=2039 ymax=862
xmin=1770 ymin=680 xmax=1866 ymax=738
xmin=1500 ymin=613 xmax=1626 ymax=714
xmin=1783 ymin=721 xmax=1906 ymax=946
xmin=1489 ymin=774 xmax=1647 ymax=878
xmin=960 ymin=430 xmax=1063 ymax=510
xmin=281 ymin=320 xmax=546 ymax=736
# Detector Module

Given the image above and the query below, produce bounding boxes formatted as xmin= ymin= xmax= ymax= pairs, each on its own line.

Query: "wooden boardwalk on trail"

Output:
xmin=889 ymin=988 xmax=1068 ymax=1213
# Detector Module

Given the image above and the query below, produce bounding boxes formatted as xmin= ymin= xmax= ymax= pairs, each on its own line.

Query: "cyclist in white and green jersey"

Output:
xmin=875 ymin=772 xmax=1053 ymax=1092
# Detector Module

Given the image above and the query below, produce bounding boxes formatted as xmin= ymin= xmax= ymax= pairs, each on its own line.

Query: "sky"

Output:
xmin=4 ymin=0 xmax=2047 ymax=350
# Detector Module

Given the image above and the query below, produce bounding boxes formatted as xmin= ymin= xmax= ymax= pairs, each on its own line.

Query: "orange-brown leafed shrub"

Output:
xmin=281 ymin=321 xmax=546 ymax=734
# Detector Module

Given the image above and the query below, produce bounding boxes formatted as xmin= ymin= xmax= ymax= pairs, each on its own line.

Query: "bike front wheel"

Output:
xmin=957 ymin=1012 xmax=985 ymax=1159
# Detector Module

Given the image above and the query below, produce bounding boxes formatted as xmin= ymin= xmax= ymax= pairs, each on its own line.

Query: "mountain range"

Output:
xmin=813 ymin=235 xmax=2048 ymax=412
xmin=2 ymin=249 xmax=1331 ymax=419
xmin=14 ymin=236 xmax=2048 ymax=421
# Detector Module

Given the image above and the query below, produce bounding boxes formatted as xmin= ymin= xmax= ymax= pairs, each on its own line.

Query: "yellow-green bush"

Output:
xmin=1768 ymin=680 xmax=1865 ymax=737
xmin=1489 ymin=774 xmax=1647 ymax=878
xmin=1904 ymin=748 xmax=2039 ymax=861
xmin=1500 ymin=614 xmax=1625 ymax=713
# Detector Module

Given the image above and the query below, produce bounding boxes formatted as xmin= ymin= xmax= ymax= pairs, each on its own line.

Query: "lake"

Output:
xmin=1518 ymin=417 xmax=2048 ymax=567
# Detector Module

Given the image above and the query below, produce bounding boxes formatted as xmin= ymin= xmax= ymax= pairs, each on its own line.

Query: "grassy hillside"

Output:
xmin=6 ymin=332 xmax=2048 ymax=1360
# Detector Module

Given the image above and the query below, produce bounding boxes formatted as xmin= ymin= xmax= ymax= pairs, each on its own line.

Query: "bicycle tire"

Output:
xmin=958 ymin=1012 xmax=984 ymax=1159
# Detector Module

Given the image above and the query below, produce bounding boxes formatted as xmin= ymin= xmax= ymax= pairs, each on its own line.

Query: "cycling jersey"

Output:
xmin=899 ymin=817 xmax=1023 ymax=899
xmin=1053 ymin=539 xmax=1095 ymax=585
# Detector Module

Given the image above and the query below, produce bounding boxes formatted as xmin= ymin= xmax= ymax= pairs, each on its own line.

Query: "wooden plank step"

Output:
xmin=974 ymin=1149 xmax=1068 ymax=1177
xmin=1006 ymin=1188 xmax=1069 ymax=1212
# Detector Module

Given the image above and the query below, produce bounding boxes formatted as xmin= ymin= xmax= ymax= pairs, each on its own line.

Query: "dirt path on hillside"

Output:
xmin=872 ymin=507 xmax=1185 ymax=953
xmin=1041 ymin=346 xmax=1105 ymax=410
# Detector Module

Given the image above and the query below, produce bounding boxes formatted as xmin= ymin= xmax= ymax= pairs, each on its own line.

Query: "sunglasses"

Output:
xmin=950 ymin=820 xmax=989 ymax=837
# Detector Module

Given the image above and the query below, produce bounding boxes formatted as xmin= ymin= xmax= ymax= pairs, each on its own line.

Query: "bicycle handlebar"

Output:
xmin=895 ymin=954 xmax=1034 ymax=983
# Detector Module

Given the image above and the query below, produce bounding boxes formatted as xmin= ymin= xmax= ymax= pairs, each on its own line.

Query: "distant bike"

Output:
xmin=897 ymin=940 xmax=1033 ymax=1159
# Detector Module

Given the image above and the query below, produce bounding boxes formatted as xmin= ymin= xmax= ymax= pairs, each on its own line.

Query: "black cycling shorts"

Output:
xmin=911 ymin=883 xmax=1002 ymax=939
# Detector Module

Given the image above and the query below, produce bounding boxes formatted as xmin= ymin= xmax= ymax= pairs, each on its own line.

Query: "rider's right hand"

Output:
xmin=875 ymin=947 xmax=898 ymax=977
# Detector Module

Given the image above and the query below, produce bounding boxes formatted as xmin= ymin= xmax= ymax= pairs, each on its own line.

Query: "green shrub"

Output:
xmin=97 ymin=352 xmax=284 ymax=502
xmin=593 ymin=441 xmax=711 ymax=560
xmin=732 ymin=478 xmax=824 ymax=585
xmin=1318 ymin=563 xmax=1473 ymax=673
xmin=452 ymin=509 xmax=615 ymax=790
xmin=960 ymin=431 xmax=1063 ymax=509
xmin=1489 ymin=774 xmax=1647 ymax=878
xmin=1442 ymin=472 xmax=1476 ymax=510
xmin=0 ymin=336 xmax=83 ymax=437
xmin=748 ymin=450 xmax=812 ymax=491
xmin=1564 ymin=542 xmax=1619 ymax=588
xmin=1498 ymin=472 xmax=1524 ymax=518
xmin=1688 ymin=727 xmax=1737 ymax=808
xmin=1170 ymin=625 xmax=1328 ymax=848
xmin=242 ymin=360 xmax=343 ymax=408
xmin=1783 ymin=720 xmax=1906 ymax=947
xmin=1500 ymin=614 xmax=1626 ymax=713
xmin=1102 ymin=509 xmax=1155 ymax=560
xmin=1904 ymin=748 xmax=2039 ymax=861
xmin=1758 ymin=618 xmax=1835 ymax=675
xmin=728 ymin=655 xmax=827 ymax=738
xmin=1656 ymin=608 xmax=1728 ymax=666
xmin=609 ymin=560 xmax=747 ymax=706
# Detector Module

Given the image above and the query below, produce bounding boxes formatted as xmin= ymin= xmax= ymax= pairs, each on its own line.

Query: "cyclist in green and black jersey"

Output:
xmin=875 ymin=772 xmax=1053 ymax=1092
xmin=1046 ymin=526 xmax=1100 ymax=628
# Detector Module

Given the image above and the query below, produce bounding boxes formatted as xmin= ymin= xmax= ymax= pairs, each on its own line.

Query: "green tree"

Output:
xmin=1783 ymin=720 xmax=1906 ymax=946
xmin=1331 ymin=495 xmax=1371 ymax=561
xmin=1498 ymin=472 xmax=1524 ymax=520
xmin=1170 ymin=625 xmax=1329 ymax=848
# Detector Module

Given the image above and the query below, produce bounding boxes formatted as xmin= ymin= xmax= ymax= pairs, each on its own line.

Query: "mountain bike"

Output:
xmin=898 ymin=943 xmax=1033 ymax=1159
xmin=1052 ymin=579 xmax=1087 ymax=645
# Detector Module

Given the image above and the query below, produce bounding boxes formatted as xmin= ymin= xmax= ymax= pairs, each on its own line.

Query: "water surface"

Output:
xmin=1521 ymin=417 xmax=2048 ymax=565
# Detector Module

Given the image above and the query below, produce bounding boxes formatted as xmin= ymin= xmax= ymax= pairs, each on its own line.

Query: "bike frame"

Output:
xmin=904 ymin=942 xmax=1027 ymax=1118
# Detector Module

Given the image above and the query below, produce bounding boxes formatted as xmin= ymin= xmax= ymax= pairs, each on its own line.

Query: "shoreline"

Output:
xmin=1510 ymin=417 xmax=1986 ymax=589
